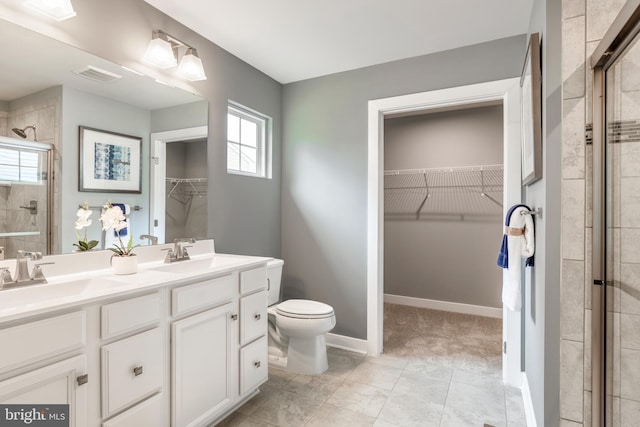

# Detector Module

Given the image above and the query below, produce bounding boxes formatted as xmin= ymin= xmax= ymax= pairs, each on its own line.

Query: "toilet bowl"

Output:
xmin=266 ymin=259 xmax=336 ymax=374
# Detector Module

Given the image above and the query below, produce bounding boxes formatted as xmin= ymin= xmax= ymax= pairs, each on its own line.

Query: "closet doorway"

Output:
xmin=149 ymin=126 xmax=208 ymax=244
xmin=367 ymin=78 xmax=523 ymax=386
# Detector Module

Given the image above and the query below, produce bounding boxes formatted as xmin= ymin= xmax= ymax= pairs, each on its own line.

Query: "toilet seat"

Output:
xmin=276 ymin=299 xmax=334 ymax=319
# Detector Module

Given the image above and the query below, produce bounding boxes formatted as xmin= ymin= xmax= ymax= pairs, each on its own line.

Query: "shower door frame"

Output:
xmin=591 ymin=1 xmax=640 ymax=425
xmin=0 ymin=136 xmax=54 ymax=255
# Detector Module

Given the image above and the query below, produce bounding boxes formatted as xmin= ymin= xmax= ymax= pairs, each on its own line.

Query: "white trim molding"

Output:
xmin=367 ymin=78 xmax=522 ymax=388
xmin=325 ymin=333 xmax=368 ymax=355
xmin=521 ymin=372 xmax=538 ymax=427
xmin=384 ymin=294 xmax=502 ymax=319
xmin=149 ymin=126 xmax=208 ymax=244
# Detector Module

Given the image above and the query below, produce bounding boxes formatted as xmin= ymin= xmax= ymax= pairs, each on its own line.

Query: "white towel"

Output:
xmin=502 ymin=206 xmax=535 ymax=311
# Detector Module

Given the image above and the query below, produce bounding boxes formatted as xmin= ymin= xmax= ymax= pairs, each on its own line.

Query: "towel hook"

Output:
xmin=521 ymin=208 xmax=543 ymax=219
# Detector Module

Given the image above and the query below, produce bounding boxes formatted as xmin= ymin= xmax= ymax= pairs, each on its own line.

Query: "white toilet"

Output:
xmin=266 ymin=258 xmax=336 ymax=374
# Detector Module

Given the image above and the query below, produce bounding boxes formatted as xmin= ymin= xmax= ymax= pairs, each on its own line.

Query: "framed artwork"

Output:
xmin=520 ymin=32 xmax=542 ymax=186
xmin=79 ymin=126 xmax=142 ymax=193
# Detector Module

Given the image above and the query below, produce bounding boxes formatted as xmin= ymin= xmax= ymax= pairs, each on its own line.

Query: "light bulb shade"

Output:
xmin=24 ymin=0 xmax=76 ymax=21
xmin=143 ymin=35 xmax=177 ymax=69
xmin=178 ymin=48 xmax=207 ymax=81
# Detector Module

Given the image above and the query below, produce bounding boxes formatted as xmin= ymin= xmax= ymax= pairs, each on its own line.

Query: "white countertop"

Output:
xmin=0 ymin=240 xmax=270 ymax=323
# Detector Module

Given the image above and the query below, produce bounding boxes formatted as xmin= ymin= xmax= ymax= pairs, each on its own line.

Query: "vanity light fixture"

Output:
xmin=142 ymin=30 xmax=207 ymax=81
xmin=178 ymin=48 xmax=207 ymax=81
xmin=23 ymin=0 xmax=76 ymax=21
xmin=142 ymin=31 xmax=177 ymax=69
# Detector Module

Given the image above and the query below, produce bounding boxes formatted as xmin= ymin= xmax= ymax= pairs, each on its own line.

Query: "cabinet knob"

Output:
xmin=133 ymin=366 xmax=143 ymax=376
xmin=254 ymin=361 xmax=261 ymax=368
xmin=76 ymin=374 xmax=88 ymax=386
xmin=254 ymin=313 xmax=261 ymax=320
xmin=231 ymin=313 xmax=238 ymax=321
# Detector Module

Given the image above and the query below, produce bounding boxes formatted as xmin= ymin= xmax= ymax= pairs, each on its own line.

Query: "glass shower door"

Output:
xmin=0 ymin=139 xmax=52 ymax=259
xmin=603 ymin=30 xmax=640 ymax=426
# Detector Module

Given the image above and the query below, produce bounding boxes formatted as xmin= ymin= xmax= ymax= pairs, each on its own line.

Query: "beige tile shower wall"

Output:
xmin=561 ymin=0 xmax=627 ymax=424
xmin=0 ymin=110 xmax=7 ymax=136
xmin=6 ymin=93 xmax=61 ymax=255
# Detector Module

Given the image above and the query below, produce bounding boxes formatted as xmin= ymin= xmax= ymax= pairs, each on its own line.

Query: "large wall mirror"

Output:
xmin=0 ymin=19 xmax=208 ymax=258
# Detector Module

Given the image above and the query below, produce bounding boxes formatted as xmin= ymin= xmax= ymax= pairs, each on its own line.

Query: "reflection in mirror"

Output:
xmin=0 ymin=137 xmax=53 ymax=259
xmin=0 ymin=18 xmax=208 ymax=256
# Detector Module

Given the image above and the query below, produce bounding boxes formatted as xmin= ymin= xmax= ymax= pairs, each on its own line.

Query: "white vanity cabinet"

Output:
xmin=0 ymin=250 xmax=269 ymax=427
xmin=170 ymin=274 xmax=237 ymax=427
xmin=100 ymin=292 xmax=165 ymax=426
xmin=238 ymin=267 xmax=268 ymax=396
xmin=0 ymin=312 xmax=89 ymax=426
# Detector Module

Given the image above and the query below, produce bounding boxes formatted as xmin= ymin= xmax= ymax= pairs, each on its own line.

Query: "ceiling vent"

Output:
xmin=73 ymin=65 xmax=122 ymax=83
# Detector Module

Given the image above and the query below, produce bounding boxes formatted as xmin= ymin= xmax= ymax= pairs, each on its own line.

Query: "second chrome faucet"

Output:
xmin=163 ymin=238 xmax=196 ymax=263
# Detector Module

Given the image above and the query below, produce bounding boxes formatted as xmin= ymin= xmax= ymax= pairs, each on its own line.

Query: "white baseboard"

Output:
xmin=521 ymin=372 xmax=538 ymax=427
xmin=326 ymin=333 xmax=368 ymax=354
xmin=384 ymin=294 xmax=502 ymax=319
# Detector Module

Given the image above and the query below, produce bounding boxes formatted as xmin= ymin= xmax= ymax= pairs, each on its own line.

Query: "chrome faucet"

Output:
xmin=163 ymin=238 xmax=196 ymax=263
xmin=0 ymin=251 xmax=54 ymax=290
xmin=15 ymin=251 xmax=42 ymax=282
xmin=140 ymin=234 xmax=158 ymax=245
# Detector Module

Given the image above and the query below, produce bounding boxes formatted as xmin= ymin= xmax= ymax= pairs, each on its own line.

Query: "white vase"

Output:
xmin=111 ymin=255 xmax=138 ymax=275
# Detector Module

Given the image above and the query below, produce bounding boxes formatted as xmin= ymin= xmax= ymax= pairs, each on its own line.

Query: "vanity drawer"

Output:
xmin=0 ymin=311 xmax=86 ymax=374
xmin=240 ymin=336 xmax=267 ymax=395
xmin=240 ymin=266 xmax=267 ymax=295
xmin=101 ymin=328 xmax=163 ymax=418
xmin=240 ymin=291 xmax=267 ymax=346
xmin=101 ymin=293 xmax=161 ymax=340
xmin=102 ymin=393 xmax=164 ymax=427
xmin=171 ymin=274 xmax=235 ymax=317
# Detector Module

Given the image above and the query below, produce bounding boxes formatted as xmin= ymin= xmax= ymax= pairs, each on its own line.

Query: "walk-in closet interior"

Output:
xmin=165 ymin=139 xmax=208 ymax=243
xmin=383 ymin=103 xmax=504 ymax=313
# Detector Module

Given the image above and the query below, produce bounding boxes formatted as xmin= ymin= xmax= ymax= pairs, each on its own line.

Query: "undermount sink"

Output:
xmin=0 ymin=277 xmax=125 ymax=312
xmin=148 ymin=255 xmax=247 ymax=275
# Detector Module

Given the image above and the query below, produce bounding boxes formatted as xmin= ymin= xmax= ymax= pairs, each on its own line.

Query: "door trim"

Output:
xmin=366 ymin=78 xmax=522 ymax=385
xmin=149 ymin=126 xmax=208 ymax=244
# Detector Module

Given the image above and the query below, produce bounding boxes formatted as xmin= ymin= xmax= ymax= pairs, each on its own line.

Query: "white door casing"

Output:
xmin=367 ymin=78 xmax=522 ymax=387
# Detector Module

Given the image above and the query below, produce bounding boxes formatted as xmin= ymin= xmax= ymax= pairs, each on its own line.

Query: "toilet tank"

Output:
xmin=266 ymin=258 xmax=284 ymax=306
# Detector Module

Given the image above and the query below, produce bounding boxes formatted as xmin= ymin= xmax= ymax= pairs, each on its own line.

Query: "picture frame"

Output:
xmin=520 ymin=32 xmax=542 ymax=186
xmin=79 ymin=126 xmax=142 ymax=193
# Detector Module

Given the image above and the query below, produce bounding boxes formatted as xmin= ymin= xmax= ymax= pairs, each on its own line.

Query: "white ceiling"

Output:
xmin=144 ymin=0 xmax=534 ymax=84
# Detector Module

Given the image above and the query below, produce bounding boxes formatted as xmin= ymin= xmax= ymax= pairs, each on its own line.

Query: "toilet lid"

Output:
xmin=276 ymin=299 xmax=334 ymax=318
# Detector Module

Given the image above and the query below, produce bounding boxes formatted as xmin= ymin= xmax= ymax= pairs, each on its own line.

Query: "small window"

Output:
xmin=0 ymin=147 xmax=41 ymax=183
xmin=227 ymin=102 xmax=271 ymax=178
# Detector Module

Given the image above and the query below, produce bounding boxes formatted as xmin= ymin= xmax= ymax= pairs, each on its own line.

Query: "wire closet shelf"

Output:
xmin=384 ymin=164 xmax=503 ymax=220
xmin=166 ymin=177 xmax=207 ymax=204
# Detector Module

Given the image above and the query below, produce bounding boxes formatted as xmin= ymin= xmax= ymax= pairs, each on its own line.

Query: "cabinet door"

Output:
xmin=0 ymin=355 xmax=87 ymax=427
xmin=172 ymin=302 xmax=236 ymax=427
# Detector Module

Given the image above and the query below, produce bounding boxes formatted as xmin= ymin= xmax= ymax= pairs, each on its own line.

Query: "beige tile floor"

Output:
xmin=217 ymin=303 xmax=527 ymax=427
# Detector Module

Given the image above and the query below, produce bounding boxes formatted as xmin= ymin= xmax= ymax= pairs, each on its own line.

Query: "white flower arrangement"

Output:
xmin=99 ymin=201 xmax=139 ymax=256
xmin=73 ymin=201 xmax=98 ymax=251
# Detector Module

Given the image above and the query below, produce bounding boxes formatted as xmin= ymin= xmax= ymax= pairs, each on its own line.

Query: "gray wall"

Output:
xmin=166 ymin=142 xmax=187 ymax=242
xmin=524 ymin=0 xmax=562 ymax=425
xmin=383 ymin=106 xmax=503 ymax=308
xmin=61 ymin=86 xmax=151 ymax=252
xmin=150 ymin=101 xmax=208 ymax=133
xmin=0 ymin=0 xmax=282 ymax=258
xmin=282 ymin=35 xmax=526 ymax=339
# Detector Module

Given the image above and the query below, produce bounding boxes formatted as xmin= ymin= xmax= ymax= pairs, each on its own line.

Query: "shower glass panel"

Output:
xmin=0 ymin=139 xmax=52 ymax=259
xmin=604 ymin=31 xmax=640 ymax=426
